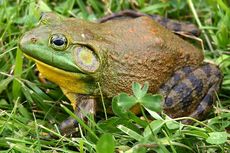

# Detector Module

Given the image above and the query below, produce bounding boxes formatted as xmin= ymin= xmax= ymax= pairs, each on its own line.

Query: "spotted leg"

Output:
xmin=158 ymin=63 xmax=222 ymax=122
xmin=187 ymin=78 xmax=221 ymax=120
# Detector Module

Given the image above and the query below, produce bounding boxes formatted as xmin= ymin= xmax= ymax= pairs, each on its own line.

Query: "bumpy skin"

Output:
xmin=19 ymin=13 xmax=222 ymax=131
xmin=159 ymin=64 xmax=222 ymax=119
xmin=97 ymin=17 xmax=204 ymax=97
xmin=99 ymin=10 xmax=201 ymax=36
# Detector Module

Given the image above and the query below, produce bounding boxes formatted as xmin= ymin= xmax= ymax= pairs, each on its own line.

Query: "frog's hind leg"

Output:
xmin=187 ymin=82 xmax=220 ymax=121
xmin=186 ymin=65 xmax=222 ymax=121
xmin=159 ymin=63 xmax=222 ymax=121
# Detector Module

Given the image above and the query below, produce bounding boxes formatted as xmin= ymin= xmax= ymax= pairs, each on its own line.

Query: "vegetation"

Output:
xmin=0 ymin=0 xmax=229 ymax=152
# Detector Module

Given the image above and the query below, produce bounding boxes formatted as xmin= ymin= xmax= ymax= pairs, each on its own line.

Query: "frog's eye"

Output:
xmin=49 ymin=34 xmax=68 ymax=50
xmin=74 ymin=47 xmax=100 ymax=73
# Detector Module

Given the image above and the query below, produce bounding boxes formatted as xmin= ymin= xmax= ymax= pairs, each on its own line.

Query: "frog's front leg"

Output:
xmin=59 ymin=89 xmax=96 ymax=135
xmin=159 ymin=63 xmax=222 ymax=122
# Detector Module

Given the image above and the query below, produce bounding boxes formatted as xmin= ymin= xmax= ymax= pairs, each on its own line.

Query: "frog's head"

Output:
xmin=19 ymin=13 xmax=104 ymax=94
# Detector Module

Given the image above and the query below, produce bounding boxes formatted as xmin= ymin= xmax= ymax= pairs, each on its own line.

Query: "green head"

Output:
xmin=19 ymin=13 xmax=104 ymax=94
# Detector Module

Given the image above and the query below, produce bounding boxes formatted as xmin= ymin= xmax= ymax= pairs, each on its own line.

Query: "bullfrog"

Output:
xmin=19 ymin=12 xmax=222 ymax=133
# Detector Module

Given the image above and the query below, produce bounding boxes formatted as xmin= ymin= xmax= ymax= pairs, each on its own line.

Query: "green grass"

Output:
xmin=0 ymin=0 xmax=230 ymax=152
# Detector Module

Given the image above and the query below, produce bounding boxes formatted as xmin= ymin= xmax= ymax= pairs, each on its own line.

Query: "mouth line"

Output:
xmin=23 ymin=53 xmax=86 ymax=77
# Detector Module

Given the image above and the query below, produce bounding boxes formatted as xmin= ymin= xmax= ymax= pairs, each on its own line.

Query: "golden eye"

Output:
xmin=50 ymin=34 xmax=68 ymax=50
xmin=74 ymin=47 xmax=100 ymax=73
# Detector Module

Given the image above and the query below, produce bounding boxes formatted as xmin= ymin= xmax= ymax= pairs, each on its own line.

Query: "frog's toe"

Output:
xmin=160 ymin=63 xmax=222 ymax=121
xmin=59 ymin=117 xmax=78 ymax=136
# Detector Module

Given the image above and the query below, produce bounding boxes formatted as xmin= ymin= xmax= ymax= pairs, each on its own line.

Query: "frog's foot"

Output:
xmin=159 ymin=63 xmax=222 ymax=122
xmin=59 ymin=96 xmax=96 ymax=136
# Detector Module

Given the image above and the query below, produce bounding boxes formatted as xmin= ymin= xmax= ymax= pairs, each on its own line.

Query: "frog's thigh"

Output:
xmin=159 ymin=63 xmax=222 ymax=119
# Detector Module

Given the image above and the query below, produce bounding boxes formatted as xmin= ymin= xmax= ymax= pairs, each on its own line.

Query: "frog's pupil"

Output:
xmin=53 ymin=38 xmax=65 ymax=46
xmin=50 ymin=34 xmax=67 ymax=48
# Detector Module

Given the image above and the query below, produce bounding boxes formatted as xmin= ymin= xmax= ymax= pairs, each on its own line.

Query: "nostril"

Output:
xmin=31 ymin=37 xmax=37 ymax=43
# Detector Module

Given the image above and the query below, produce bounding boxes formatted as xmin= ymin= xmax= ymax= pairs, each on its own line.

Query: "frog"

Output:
xmin=19 ymin=12 xmax=222 ymax=134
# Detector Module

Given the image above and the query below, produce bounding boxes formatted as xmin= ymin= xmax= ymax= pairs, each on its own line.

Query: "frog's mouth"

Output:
xmin=24 ymin=54 xmax=95 ymax=94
